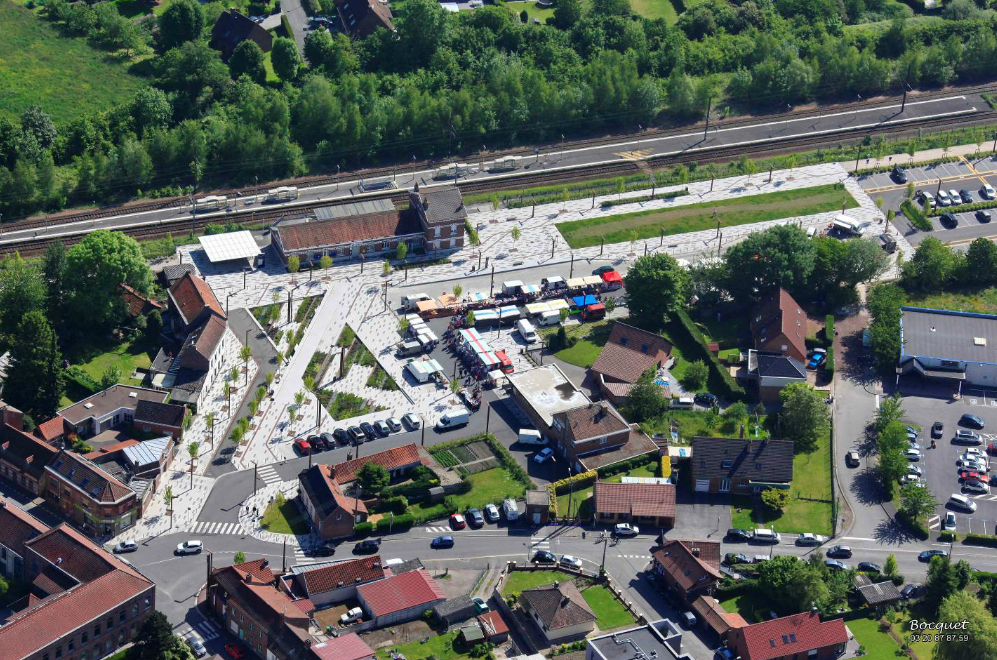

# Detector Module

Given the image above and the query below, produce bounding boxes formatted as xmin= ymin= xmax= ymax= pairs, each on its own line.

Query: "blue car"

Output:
xmin=807 ymin=350 xmax=826 ymax=369
xmin=431 ymin=535 xmax=454 ymax=549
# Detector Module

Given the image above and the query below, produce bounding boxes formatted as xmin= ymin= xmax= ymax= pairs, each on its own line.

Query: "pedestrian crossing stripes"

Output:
xmin=190 ymin=521 xmax=241 ymax=535
xmin=179 ymin=619 xmax=220 ymax=642
xmin=928 ymin=515 xmax=941 ymax=530
xmin=256 ymin=465 xmax=282 ymax=486
xmin=616 ymin=554 xmax=651 ymax=560
xmin=426 ymin=526 xmax=450 ymax=533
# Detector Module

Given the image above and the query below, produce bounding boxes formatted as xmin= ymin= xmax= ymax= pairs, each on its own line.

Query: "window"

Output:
xmin=56 ymin=647 xmax=62 ymax=659
xmin=82 ymin=633 xmax=88 ymax=645
xmin=721 ymin=460 xmax=732 ymax=469
xmin=95 ymin=624 xmax=101 ymax=637
xmin=69 ymin=640 xmax=75 ymax=652
xmin=143 ymin=597 xmax=151 ymax=610
xmin=107 ymin=617 xmax=114 ymax=629
xmin=81 ymin=652 xmax=88 ymax=660
xmin=131 ymin=604 xmax=138 ymax=617
xmin=119 ymin=611 xmax=126 ymax=623
xmin=789 ymin=633 xmax=797 ymax=642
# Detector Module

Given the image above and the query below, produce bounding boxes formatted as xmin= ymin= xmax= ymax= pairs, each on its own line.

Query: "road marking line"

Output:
xmin=840 ymin=537 xmax=875 ymax=541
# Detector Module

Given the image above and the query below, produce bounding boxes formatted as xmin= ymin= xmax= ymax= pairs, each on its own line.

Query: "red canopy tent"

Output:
xmin=601 ymin=270 xmax=623 ymax=287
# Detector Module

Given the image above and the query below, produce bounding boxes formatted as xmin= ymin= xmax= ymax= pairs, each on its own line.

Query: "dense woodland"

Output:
xmin=3 ymin=0 xmax=997 ymax=218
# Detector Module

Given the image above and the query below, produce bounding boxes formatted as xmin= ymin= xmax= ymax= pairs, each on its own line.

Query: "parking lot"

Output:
xmin=896 ymin=390 xmax=997 ymax=536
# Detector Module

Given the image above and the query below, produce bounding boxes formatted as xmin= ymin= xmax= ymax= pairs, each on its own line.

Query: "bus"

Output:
xmin=489 ymin=156 xmax=521 ymax=173
xmin=194 ymin=195 xmax=228 ymax=212
xmin=265 ymin=186 xmax=298 ymax=202
xmin=433 ymin=163 xmax=472 ymax=180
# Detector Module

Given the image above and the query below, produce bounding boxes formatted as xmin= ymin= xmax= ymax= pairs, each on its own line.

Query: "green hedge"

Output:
xmin=599 ymin=187 xmax=690 ymax=209
xmin=65 ymin=365 xmax=100 ymax=395
xmin=938 ymin=531 xmax=958 ymax=543
xmin=963 ymin=532 xmax=997 ymax=547
xmin=464 ymin=219 xmax=480 ymax=246
xmin=901 ymin=200 xmax=932 ymax=231
xmin=824 ymin=315 xmax=834 ymax=346
xmin=898 ymin=511 xmax=929 ymax=540
xmin=375 ymin=513 xmax=414 ymax=533
xmin=824 ymin=345 xmax=834 ymax=376
xmin=353 ymin=521 xmax=374 ymax=537
xmin=551 ymin=470 xmax=598 ymax=495
xmin=431 ymin=433 xmax=535 ymax=491
xmin=926 ymin=198 xmax=997 ymax=217
xmin=375 ymin=495 xmax=409 ymax=515
xmin=672 ymin=310 xmax=746 ymax=401
xmin=597 ymin=451 xmax=658 ymax=478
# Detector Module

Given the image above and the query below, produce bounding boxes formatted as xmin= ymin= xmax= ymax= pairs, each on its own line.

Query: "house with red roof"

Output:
xmin=356 ymin=569 xmax=446 ymax=626
xmin=0 ymin=497 xmax=48 ymax=581
xmin=298 ymin=464 xmax=369 ymax=541
xmin=751 ymin=288 xmax=808 ymax=363
xmin=331 ymin=443 xmax=425 ymax=484
xmin=726 ymin=609 xmax=849 ymax=660
xmin=283 ymin=555 xmax=386 ymax=608
xmin=312 ymin=632 xmax=375 ymax=660
xmin=34 ymin=415 xmax=69 ymax=446
xmin=167 ymin=271 xmax=225 ymax=337
xmin=651 ymin=540 xmax=722 ymax=606
xmin=0 ymin=421 xmax=58 ymax=496
xmin=518 ymin=579 xmax=597 ymax=645
xmin=593 ymin=481 xmax=676 ymax=528
xmin=590 ymin=322 xmax=672 ymax=406
xmin=43 ymin=450 xmax=139 ymax=541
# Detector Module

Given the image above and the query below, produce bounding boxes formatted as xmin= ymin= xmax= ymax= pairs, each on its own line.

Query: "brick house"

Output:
xmin=167 ymin=272 xmax=226 ymax=337
xmin=0 ymin=497 xmax=49 ymax=581
xmin=651 ymin=540 xmax=722 ymax=605
xmin=518 ymin=580 xmax=597 ymax=645
xmin=590 ymin=322 xmax=672 ymax=406
xmin=690 ymin=437 xmax=794 ymax=494
xmin=34 ymin=415 xmax=70 ymax=446
xmin=207 ymin=558 xmax=314 ymax=660
xmin=750 ymin=288 xmax=808 ymax=363
xmin=409 ymin=187 xmax=467 ymax=254
xmin=170 ymin=314 xmax=239 ymax=411
xmin=132 ymin=400 xmax=187 ymax=441
xmin=0 ymin=524 xmax=156 ymax=660
xmin=297 ymin=464 xmax=368 ymax=541
xmin=549 ymin=402 xmax=630 ymax=467
xmin=335 ymin=0 xmax=394 ymax=39
xmin=210 ymin=9 xmax=273 ymax=59
xmin=312 ymin=633 xmax=376 ymax=660
xmin=727 ymin=609 xmax=848 ymax=660
xmin=0 ymin=422 xmax=57 ymax=496
xmin=356 ymin=569 xmax=446 ymax=627
xmin=118 ymin=283 xmax=164 ymax=319
xmin=747 ymin=350 xmax=807 ymax=403
xmin=593 ymin=481 xmax=676 ymax=528
xmin=282 ymin=556 xmax=385 ymax=609
xmin=330 ymin=443 xmax=425 ymax=485
xmin=43 ymin=450 xmax=139 ymax=541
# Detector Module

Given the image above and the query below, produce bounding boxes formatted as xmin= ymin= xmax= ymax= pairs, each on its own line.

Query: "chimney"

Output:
xmin=245 ymin=573 xmax=252 ymax=582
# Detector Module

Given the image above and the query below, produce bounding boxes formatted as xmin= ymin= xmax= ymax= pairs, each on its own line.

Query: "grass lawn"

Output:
xmin=556 ymin=184 xmax=858 ymax=248
xmin=581 ymin=585 xmax=636 ymax=630
xmin=886 ymin=606 xmax=937 ymax=660
xmin=260 ymin=499 xmax=312 ymax=535
xmin=847 ymin=616 xmax=902 ymax=659
xmin=411 ymin=466 xmax=528 ymax=520
xmin=697 ymin=315 xmax=746 ymax=347
xmin=630 ymin=0 xmax=679 ymax=22
xmin=718 ymin=591 xmax=770 ymax=624
xmin=502 ymin=571 xmax=574 ymax=598
xmin=730 ymin=430 xmax=833 ymax=535
xmin=71 ymin=334 xmax=157 ymax=387
xmin=0 ymin=1 xmax=149 ymax=124
xmin=556 ymin=462 xmax=657 ymax=518
xmin=506 ymin=1 xmax=555 ymax=22
xmin=375 ymin=630 xmax=473 ymax=660
xmin=905 ymin=286 xmax=997 ymax=315
xmin=541 ymin=318 xmax=613 ymax=368
xmin=642 ymin=409 xmax=770 ymax=446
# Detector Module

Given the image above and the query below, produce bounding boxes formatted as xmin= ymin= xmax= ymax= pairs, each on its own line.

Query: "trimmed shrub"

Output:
xmin=377 ymin=495 xmax=408 ymax=515
xmin=824 ymin=345 xmax=834 ymax=376
xmin=597 ymin=451 xmax=657 ymax=478
xmin=938 ymin=531 xmax=957 ymax=542
xmin=963 ymin=532 xmax=997 ymax=547
xmin=660 ymin=456 xmax=671 ymax=479
xmin=65 ymin=365 xmax=100 ymax=395
xmin=824 ymin=315 xmax=834 ymax=346
xmin=551 ymin=470 xmax=597 ymax=495
xmin=353 ymin=521 xmax=374 ymax=537
xmin=375 ymin=513 xmax=414 ymax=533
xmin=901 ymin=200 xmax=932 ymax=231
xmin=897 ymin=512 xmax=929 ymax=540
xmin=671 ymin=310 xmax=746 ymax=400
xmin=599 ymin=187 xmax=690 ymax=209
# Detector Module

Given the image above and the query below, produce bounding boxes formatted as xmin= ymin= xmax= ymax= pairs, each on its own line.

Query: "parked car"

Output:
xmin=936 ymin=190 xmax=951 ymax=206
xmin=347 ymin=426 xmax=364 ymax=444
xmin=943 ymin=512 xmax=957 ymax=532
xmin=293 ymin=438 xmax=311 ymax=455
xmin=919 ymin=549 xmax=948 ymax=561
xmin=309 ymin=542 xmax=335 ymax=558
xmin=948 ymin=189 xmax=960 ymax=204
xmin=960 ymin=189 xmax=974 ymax=204
xmin=431 ymin=535 xmax=455 ymax=549
xmin=908 ymin=441 xmax=922 ymax=451
xmin=353 ymin=539 xmax=381 ymax=554
xmin=940 ymin=213 xmax=958 ymax=228
xmin=905 ymin=448 xmax=922 ymax=461
xmin=807 ymin=349 xmax=826 ymax=369
xmin=560 ymin=555 xmax=583 ymax=569
xmin=225 ymin=644 xmax=246 ymax=659
xmin=715 ymin=648 xmax=737 ymax=660
xmin=796 ymin=533 xmax=826 ymax=546
xmin=724 ymin=553 xmax=750 ymax=565
xmin=892 ymin=165 xmax=908 ymax=183
xmin=961 ymin=414 xmax=985 ymax=429
xmin=386 ymin=417 xmax=403 ymax=432
xmin=359 ymin=422 xmax=376 ymax=439
xmin=726 ymin=528 xmax=752 ymax=542
xmin=402 ymin=412 xmax=421 ymax=429
xmin=964 ymin=479 xmax=991 ymax=494
xmin=901 ymin=474 xmax=922 ymax=485
xmin=908 ymin=464 xmax=923 ymax=476
xmin=339 ymin=607 xmax=363 ymax=625
xmin=962 ymin=458 xmax=988 ymax=472
xmin=956 ymin=430 xmax=983 ymax=445
xmin=592 ymin=265 xmax=616 ymax=275
xmin=466 ymin=508 xmax=484 ymax=528
xmin=826 ymin=545 xmax=852 ymax=558
xmin=857 ymin=562 xmax=882 ymax=573
xmin=333 ymin=428 xmax=349 ymax=445
xmin=307 ymin=435 xmax=324 ymax=451
xmin=901 ymin=584 xmax=924 ymax=599
xmin=751 ymin=529 xmax=781 ymax=544
xmin=824 ymin=560 xmax=849 ymax=571
xmin=113 ymin=540 xmax=138 ymax=554
xmin=681 ymin=611 xmax=697 ymax=628
xmin=532 ymin=550 xmax=557 ymax=564
xmin=471 ymin=596 xmax=489 ymax=614
xmin=614 ymin=523 xmax=639 ymax=537
xmin=845 ymin=450 xmax=860 ymax=467
xmin=187 ymin=637 xmax=207 ymax=658
xmin=449 ymin=513 xmax=466 ymax=530
xmin=977 ymin=210 xmax=993 ymax=223
xmin=984 ymin=183 xmax=997 ymax=200
xmin=175 ymin=540 xmax=202 ymax=556
xmin=320 ymin=433 xmax=336 ymax=449
xmin=374 ymin=420 xmax=391 ymax=437
xmin=959 ymin=469 xmax=986 ymax=481
xmin=483 ymin=503 xmax=500 ymax=523
xmin=932 ymin=421 xmax=944 ymax=438
xmin=752 ymin=555 xmax=771 ymax=564
xmin=694 ymin=392 xmax=719 ymax=407
xmin=533 ymin=448 xmax=554 ymax=464
xmin=962 ymin=448 xmax=985 ymax=461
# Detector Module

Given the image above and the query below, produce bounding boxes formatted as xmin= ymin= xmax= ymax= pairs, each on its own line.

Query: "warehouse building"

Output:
xmin=897 ymin=306 xmax=997 ymax=392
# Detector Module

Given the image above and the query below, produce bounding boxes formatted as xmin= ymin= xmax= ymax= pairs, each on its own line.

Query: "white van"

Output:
xmin=537 ymin=310 xmax=561 ymax=327
xmin=517 ymin=319 xmax=539 ymax=343
xmin=518 ymin=429 xmax=545 ymax=446
xmin=502 ymin=498 xmax=520 ymax=521
xmin=435 ymin=407 xmax=470 ymax=431
xmin=671 ymin=397 xmax=695 ymax=409
xmin=948 ymin=493 xmax=977 ymax=513
xmin=751 ymin=528 xmax=781 ymax=544
xmin=832 ymin=215 xmax=861 ymax=235
xmin=383 ymin=558 xmax=404 ymax=568
xmin=401 ymin=293 xmax=431 ymax=310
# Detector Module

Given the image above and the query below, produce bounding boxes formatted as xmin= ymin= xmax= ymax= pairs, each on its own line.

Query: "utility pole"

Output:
xmin=282 ymin=539 xmax=287 ymax=573
xmin=253 ymin=462 xmax=258 ymax=496
xmin=600 ymin=535 xmax=609 ymax=573
xmin=339 ymin=346 xmax=346 ymax=379
xmin=287 ymin=291 xmax=292 ymax=324
xmin=489 ymin=265 xmax=495 ymax=297
xmin=551 ymin=237 xmax=555 ymax=259
xmin=206 ymin=550 xmax=213 ymax=586
xmin=421 ymin=423 xmax=426 ymax=447
xmin=703 ymin=97 xmax=712 ymax=139
xmin=485 ymin=405 xmax=491 ymax=434
xmin=569 ymin=253 xmax=574 ymax=278
xmin=566 ymin=463 xmax=574 ymax=522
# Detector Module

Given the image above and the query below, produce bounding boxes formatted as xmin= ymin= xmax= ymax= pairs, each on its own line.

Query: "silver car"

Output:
xmin=402 ymin=412 xmax=421 ymax=429
xmin=187 ymin=637 xmax=207 ymax=658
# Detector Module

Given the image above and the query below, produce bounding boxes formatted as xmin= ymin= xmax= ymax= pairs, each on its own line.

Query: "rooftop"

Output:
xmin=46 ymin=450 xmax=134 ymax=504
xmin=134 ymin=399 xmax=186 ymax=429
xmin=178 ymin=314 xmax=228 ymax=368
xmin=275 ymin=208 xmax=421 ymax=252
xmin=519 ymin=580 xmax=597 ymax=631
xmin=508 ymin=364 xmax=591 ymax=427
xmin=558 ymin=402 xmax=629 ymax=443
xmin=0 ymin=498 xmax=49 ymax=557
xmin=691 ymin=596 xmax=748 ymax=637
xmin=198 ymin=230 xmax=261 ymax=263
xmin=651 ymin=540 xmax=722 ymax=592
xmin=732 ymin=610 xmax=848 ymax=660
xmin=900 ymin=307 xmax=997 ymax=364
xmin=297 ymin=556 xmax=386 ymax=596
xmin=34 ymin=415 xmax=68 ymax=442
xmin=122 ymin=436 xmax=171 ymax=469
xmin=748 ymin=350 xmax=807 ymax=379
xmin=575 ymin=430 xmax=658 ymax=472
xmin=26 ymin=524 xmax=149 ymax=584
xmin=332 ymin=443 xmax=423 ymax=484
xmin=0 ymin=422 xmax=58 ymax=479
xmin=312 ymin=633 xmax=376 ymax=660
xmin=412 ymin=187 xmax=468 ymax=225
xmin=691 ymin=437 xmax=794 ymax=484
xmin=591 ymin=322 xmax=672 ymax=384
xmin=594 ymin=481 xmax=676 ymax=519
xmin=587 ymin=621 xmax=685 ymax=660
xmin=169 ymin=272 xmax=225 ymax=326
xmin=59 ymin=385 xmax=168 ymax=425
xmin=857 ymin=580 xmax=902 ymax=605
xmin=751 ymin=288 xmax=806 ymax=358
xmin=357 ymin=569 xmax=445 ymax=617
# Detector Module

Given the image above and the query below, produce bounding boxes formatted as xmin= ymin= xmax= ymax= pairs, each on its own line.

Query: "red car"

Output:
xmin=449 ymin=513 xmax=466 ymax=530
xmin=988 ymin=441 xmax=997 ymax=456
xmin=959 ymin=470 xmax=987 ymax=483
xmin=293 ymin=438 xmax=311 ymax=455
xmin=225 ymin=644 xmax=246 ymax=660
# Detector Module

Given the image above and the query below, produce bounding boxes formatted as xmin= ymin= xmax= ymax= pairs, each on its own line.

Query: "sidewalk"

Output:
xmin=839 ymin=139 xmax=995 ymax=173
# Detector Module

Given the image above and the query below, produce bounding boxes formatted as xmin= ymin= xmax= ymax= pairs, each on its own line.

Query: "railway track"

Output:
xmin=4 ymin=102 xmax=997 ymax=259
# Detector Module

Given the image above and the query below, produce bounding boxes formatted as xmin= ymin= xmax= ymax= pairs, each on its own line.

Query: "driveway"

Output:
xmin=279 ymin=0 xmax=309 ymax=57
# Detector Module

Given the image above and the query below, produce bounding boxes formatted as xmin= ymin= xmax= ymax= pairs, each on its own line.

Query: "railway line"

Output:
xmin=4 ymin=93 xmax=997 ymax=259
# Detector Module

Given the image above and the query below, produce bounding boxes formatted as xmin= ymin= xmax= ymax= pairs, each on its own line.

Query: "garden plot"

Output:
xmin=431 ymin=440 xmax=501 ymax=475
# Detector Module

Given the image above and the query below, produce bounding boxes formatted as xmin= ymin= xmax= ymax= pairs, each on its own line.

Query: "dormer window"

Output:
xmin=721 ymin=460 xmax=732 ymax=469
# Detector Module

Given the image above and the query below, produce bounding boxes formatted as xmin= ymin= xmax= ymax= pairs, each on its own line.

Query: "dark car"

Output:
xmin=293 ymin=439 xmax=311 ymax=455
xmin=977 ymin=210 xmax=993 ymax=223
xmin=857 ymin=561 xmax=882 ymax=573
xmin=901 ymin=583 xmax=924 ymax=599
xmin=919 ymin=549 xmax=948 ymax=562
xmin=726 ymin=528 xmax=752 ymax=542
xmin=724 ymin=552 xmax=750 ymax=565
xmin=940 ymin=212 xmax=958 ymax=228
xmin=892 ymin=165 xmax=908 ymax=183
xmin=826 ymin=545 xmax=852 ymax=558
xmin=320 ymin=433 xmax=336 ymax=450
xmin=309 ymin=542 xmax=335 ymax=557
xmin=353 ymin=539 xmax=381 ymax=554
xmin=532 ymin=550 xmax=557 ymax=564
xmin=694 ymin=392 xmax=719 ymax=407
xmin=466 ymin=508 xmax=484 ymax=528
xmin=347 ymin=426 xmax=365 ymax=444
xmin=333 ymin=428 xmax=349 ymax=445
xmin=359 ymin=422 xmax=376 ymax=439
xmin=431 ymin=535 xmax=455 ymax=549
xmin=961 ymin=414 xmax=985 ymax=429
xmin=307 ymin=435 xmax=323 ymax=451
xmin=960 ymin=189 xmax=974 ymax=204
xmin=824 ymin=560 xmax=849 ymax=571
xmin=592 ymin=265 xmax=615 ymax=276
xmin=932 ymin=421 xmax=944 ymax=438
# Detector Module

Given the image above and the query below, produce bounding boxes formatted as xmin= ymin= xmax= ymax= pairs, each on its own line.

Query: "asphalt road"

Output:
xmin=1 ymin=95 xmax=979 ymax=246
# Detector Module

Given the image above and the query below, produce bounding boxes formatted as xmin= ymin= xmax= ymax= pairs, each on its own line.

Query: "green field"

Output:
xmin=0 ymin=0 xmax=149 ymax=124
xmin=375 ymin=630 xmax=471 ymax=660
xmin=556 ymin=184 xmax=858 ymax=249
xmin=730 ymin=429 xmax=833 ymax=535
xmin=846 ymin=616 xmax=902 ymax=659
xmin=642 ymin=409 xmax=770 ymax=446
xmin=260 ymin=499 xmax=312 ymax=535
xmin=502 ymin=571 xmax=576 ymax=598
xmin=411 ymin=466 xmax=528 ymax=520
xmin=506 ymin=0 xmax=554 ymax=22
xmin=630 ymin=0 xmax=679 ymax=22
xmin=905 ymin=285 xmax=997 ymax=314
xmin=581 ymin=585 xmax=635 ymax=630
xmin=540 ymin=318 xmax=613 ymax=368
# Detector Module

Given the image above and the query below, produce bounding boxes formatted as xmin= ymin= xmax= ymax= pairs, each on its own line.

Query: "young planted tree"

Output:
xmin=320 ymin=254 xmax=333 ymax=270
xmin=265 ymin=371 xmax=275 ymax=389
xmin=294 ymin=391 xmax=306 ymax=408
xmin=396 ymin=242 xmax=408 ymax=261
xmin=187 ymin=442 xmax=199 ymax=488
xmin=205 ymin=412 xmax=215 ymax=446
xmin=234 ymin=551 xmax=247 ymax=564
xmin=164 ymin=485 xmax=174 ymax=529
xmin=453 ymin=283 xmax=463 ymax=299
xmin=511 ymin=226 xmax=521 ymax=247
xmin=224 ymin=382 xmax=232 ymax=413
xmin=382 ymin=260 xmax=391 ymax=275
xmin=287 ymin=255 xmax=300 ymax=273
xmin=240 ymin=345 xmax=252 ymax=386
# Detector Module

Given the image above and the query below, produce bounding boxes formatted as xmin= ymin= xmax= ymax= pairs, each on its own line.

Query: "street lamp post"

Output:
xmin=226 ymin=292 xmax=233 ymax=316
xmin=253 ymin=462 xmax=258 ymax=496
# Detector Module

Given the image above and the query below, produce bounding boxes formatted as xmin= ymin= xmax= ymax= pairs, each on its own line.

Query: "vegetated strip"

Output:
xmin=556 ymin=183 xmax=857 ymax=248
xmin=901 ymin=200 xmax=933 ymax=232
